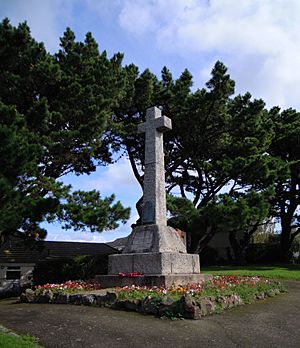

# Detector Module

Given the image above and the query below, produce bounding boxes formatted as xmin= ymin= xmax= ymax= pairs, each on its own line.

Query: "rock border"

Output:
xmin=19 ymin=287 xmax=283 ymax=320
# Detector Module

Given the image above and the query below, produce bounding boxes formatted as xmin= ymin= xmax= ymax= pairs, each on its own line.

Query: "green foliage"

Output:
xmin=0 ymin=332 xmax=42 ymax=348
xmin=117 ymin=288 xmax=165 ymax=301
xmin=251 ymin=223 xmax=277 ymax=244
xmin=206 ymin=191 xmax=272 ymax=263
xmin=199 ymin=246 xmax=220 ymax=266
xmin=196 ymin=281 xmax=285 ymax=305
xmin=291 ymin=234 xmax=300 ymax=253
xmin=33 ymin=254 xmax=109 ymax=285
xmin=61 ymin=254 xmax=109 ymax=280
xmin=168 ymin=190 xmax=272 ymax=262
xmin=1 ymin=18 xmax=299 ymax=260
xmin=167 ymin=194 xmax=198 ymax=231
xmin=201 ymin=264 xmax=300 ymax=280
xmin=0 ymin=19 xmax=129 ymax=243
xmin=56 ymin=190 xmax=130 ymax=232
xmin=169 ymin=65 xmax=298 ymax=259
xmin=202 ymin=190 xmax=271 ymax=235
xmin=245 ymin=243 xmax=281 ymax=264
xmin=269 ymin=107 xmax=300 ymax=260
xmin=113 ymin=59 xmax=280 ymax=256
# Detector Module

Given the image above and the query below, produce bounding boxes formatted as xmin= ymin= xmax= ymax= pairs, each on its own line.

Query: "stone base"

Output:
xmin=123 ymin=224 xmax=186 ymax=254
xmin=108 ymin=252 xmax=200 ymax=275
xmin=95 ymin=274 xmax=212 ymax=289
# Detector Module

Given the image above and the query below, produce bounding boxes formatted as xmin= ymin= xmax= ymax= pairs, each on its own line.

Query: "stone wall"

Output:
xmin=20 ymin=287 xmax=283 ymax=320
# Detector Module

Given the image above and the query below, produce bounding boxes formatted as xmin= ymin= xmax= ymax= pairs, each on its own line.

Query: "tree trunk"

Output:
xmin=280 ymin=221 xmax=292 ymax=262
xmin=229 ymin=231 xmax=246 ymax=265
xmin=191 ymin=226 xmax=214 ymax=255
xmin=277 ymin=175 xmax=299 ymax=262
xmin=135 ymin=196 xmax=143 ymax=226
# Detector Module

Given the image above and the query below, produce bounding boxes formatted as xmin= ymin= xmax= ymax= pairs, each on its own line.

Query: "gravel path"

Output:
xmin=0 ymin=280 xmax=299 ymax=348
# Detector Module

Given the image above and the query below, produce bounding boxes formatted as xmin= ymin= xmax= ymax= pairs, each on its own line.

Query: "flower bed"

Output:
xmin=116 ymin=275 xmax=284 ymax=302
xmin=20 ymin=276 xmax=286 ymax=319
xmin=35 ymin=280 xmax=101 ymax=293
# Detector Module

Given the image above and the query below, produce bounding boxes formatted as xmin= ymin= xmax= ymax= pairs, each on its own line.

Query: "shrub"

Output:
xmin=291 ymin=234 xmax=300 ymax=263
xmin=245 ymin=243 xmax=281 ymax=264
xmin=200 ymin=246 xmax=219 ymax=266
xmin=33 ymin=254 xmax=108 ymax=285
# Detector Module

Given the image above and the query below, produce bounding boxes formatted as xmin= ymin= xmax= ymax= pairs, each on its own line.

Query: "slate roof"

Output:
xmin=0 ymin=236 xmax=118 ymax=264
xmin=107 ymin=236 xmax=128 ymax=251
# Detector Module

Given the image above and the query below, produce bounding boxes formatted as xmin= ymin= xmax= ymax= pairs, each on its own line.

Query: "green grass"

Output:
xmin=0 ymin=331 xmax=42 ymax=348
xmin=195 ymin=280 xmax=286 ymax=304
xmin=201 ymin=264 xmax=300 ymax=280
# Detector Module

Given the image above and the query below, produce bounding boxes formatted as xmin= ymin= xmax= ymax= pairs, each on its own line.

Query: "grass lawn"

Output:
xmin=201 ymin=264 xmax=300 ymax=280
xmin=0 ymin=330 xmax=42 ymax=348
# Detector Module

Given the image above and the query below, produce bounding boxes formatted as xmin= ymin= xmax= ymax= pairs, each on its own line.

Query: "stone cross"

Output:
xmin=138 ymin=106 xmax=172 ymax=226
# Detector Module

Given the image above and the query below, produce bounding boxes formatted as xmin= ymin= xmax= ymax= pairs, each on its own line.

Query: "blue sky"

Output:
xmin=1 ymin=0 xmax=300 ymax=242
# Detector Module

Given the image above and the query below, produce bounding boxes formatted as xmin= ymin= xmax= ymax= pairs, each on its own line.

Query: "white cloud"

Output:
xmin=55 ymin=158 xmax=142 ymax=242
xmin=1 ymin=0 xmax=74 ymax=52
xmin=3 ymin=1 xmax=300 ymax=107
xmin=118 ymin=0 xmax=300 ymax=109
xmin=119 ymin=0 xmax=157 ymax=36
xmin=50 ymin=230 xmax=109 ymax=243
xmin=85 ymin=157 xmax=142 ymax=196
xmin=44 ymin=212 xmax=139 ymax=243
xmin=84 ymin=0 xmax=122 ymax=23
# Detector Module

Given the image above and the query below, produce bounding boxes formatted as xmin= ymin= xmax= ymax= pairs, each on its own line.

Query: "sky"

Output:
xmin=1 ymin=0 xmax=300 ymax=243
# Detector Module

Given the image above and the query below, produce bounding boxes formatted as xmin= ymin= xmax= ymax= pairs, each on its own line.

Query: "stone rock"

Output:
xmin=226 ymin=294 xmax=241 ymax=308
xmin=274 ymin=288 xmax=281 ymax=295
xmin=123 ymin=299 xmax=141 ymax=311
xmin=256 ymin=293 xmax=265 ymax=300
xmin=266 ymin=289 xmax=276 ymax=297
xmin=268 ymin=288 xmax=281 ymax=296
xmin=216 ymin=295 xmax=243 ymax=310
xmin=105 ymin=292 xmax=117 ymax=305
xmin=54 ymin=293 xmax=69 ymax=304
xmin=216 ymin=296 xmax=229 ymax=310
xmin=25 ymin=289 xmax=36 ymax=303
xmin=0 ymin=280 xmax=22 ymax=299
xmin=36 ymin=290 xmax=53 ymax=303
xmin=141 ymin=296 xmax=159 ymax=315
xmin=231 ymin=294 xmax=243 ymax=306
xmin=111 ymin=300 xmax=125 ymax=310
xmin=68 ymin=294 xmax=83 ymax=305
xmin=179 ymin=294 xmax=201 ymax=320
xmin=95 ymin=295 xmax=106 ymax=307
xmin=114 ymin=299 xmax=141 ymax=312
xmin=82 ymin=294 xmax=97 ymax=306
xmin=19 ymin=292 xmax=27 ymax=303
xmin=95 ymin=292 xmax=117 ymax=307
xmin=158 ymin=296 xmax=177 ymax=317
xmin=196 ymin=297 xmax=216 ymax=316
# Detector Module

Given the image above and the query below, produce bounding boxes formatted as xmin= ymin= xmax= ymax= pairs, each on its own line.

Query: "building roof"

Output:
xmin=0 ymin=236 xmax=118 ymax=264
xmin=107 ymin=236 xmax=129 ymax=251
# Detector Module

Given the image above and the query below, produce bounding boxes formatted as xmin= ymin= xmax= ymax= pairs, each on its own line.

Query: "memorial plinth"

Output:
xmin=96 ymin=107 xmax=209 ymax=288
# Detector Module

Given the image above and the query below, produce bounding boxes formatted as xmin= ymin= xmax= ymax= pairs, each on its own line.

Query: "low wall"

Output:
xmin=20 ymin=287 xmax=283 ymax=320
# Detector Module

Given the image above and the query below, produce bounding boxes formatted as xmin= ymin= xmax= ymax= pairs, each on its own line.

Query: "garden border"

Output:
xmin=20 ymin=285 xmax=284 ymax=320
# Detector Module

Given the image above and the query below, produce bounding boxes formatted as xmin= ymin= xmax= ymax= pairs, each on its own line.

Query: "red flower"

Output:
xmin=118 ymin=272 xmax=143 ymax=278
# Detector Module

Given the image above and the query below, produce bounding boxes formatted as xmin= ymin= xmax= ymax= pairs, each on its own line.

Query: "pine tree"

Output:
xmin=269 ymin=107 xmax=300 ymax=260
xmin=0 ymin=19 xmax=130 ymax=244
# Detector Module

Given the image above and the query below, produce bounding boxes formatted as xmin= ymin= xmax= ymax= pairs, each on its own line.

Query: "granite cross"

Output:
xmin=138 ymin=106 xmax=172 ymax=226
